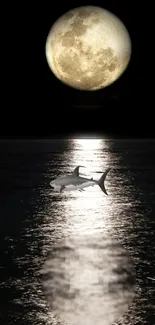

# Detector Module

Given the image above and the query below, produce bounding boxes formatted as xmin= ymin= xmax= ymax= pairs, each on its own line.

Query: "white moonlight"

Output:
xmin=45 ymin=6 xmax=132 ymax=91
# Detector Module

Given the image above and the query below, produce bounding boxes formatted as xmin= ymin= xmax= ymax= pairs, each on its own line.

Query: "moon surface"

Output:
xmin=45 ymin=6 xmax=131 ymax=91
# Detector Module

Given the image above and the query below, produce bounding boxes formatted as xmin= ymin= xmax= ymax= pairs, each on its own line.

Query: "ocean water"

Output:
xmin=0 ymin=138 xmax=154 ymax=325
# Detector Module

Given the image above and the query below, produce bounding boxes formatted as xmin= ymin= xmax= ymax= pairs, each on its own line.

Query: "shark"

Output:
xmin=50 ymin=166 xmax=110 ymax=194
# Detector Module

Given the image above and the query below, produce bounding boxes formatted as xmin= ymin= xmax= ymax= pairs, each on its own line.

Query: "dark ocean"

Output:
xmin=0 ymin=139 xmax=154 ymax=325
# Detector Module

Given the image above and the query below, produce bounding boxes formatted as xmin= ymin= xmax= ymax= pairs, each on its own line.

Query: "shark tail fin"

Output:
xmin=98 ymin=168 xmax=110 ymax=195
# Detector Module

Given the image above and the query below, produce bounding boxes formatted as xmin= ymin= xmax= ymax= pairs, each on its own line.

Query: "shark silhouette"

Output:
xmin=50 ymin=166 xmax=110 ymax=194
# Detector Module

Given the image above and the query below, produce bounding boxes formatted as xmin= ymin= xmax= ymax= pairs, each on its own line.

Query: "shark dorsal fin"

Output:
xmin=72 ymin=165 xmax=84 ymax=176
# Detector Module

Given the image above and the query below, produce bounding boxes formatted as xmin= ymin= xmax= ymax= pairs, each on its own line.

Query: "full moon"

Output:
xmin=45 ymin=6 xmax=131 ymax=91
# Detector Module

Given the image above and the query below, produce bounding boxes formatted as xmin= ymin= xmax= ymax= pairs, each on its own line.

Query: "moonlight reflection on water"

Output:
xmin=42 ymin=234 xmax=135 ymax=325
xmin=42 ymin=138 xmax=135 ymax=325
xmin=1 ymin=139 xmax=154 ymax=325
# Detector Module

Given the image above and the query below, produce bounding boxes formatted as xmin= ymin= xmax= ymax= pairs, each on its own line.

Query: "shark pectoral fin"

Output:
xmin=60 ymin=185 xmax=65 ymax=193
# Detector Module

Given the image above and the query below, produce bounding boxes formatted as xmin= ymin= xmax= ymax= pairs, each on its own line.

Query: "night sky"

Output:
xmin=2 ymin=1 xmax=152 ymax=138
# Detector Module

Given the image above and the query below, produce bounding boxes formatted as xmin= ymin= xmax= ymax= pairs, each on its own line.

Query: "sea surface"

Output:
xmin=0 ymin=138 xmax=155 ymax=325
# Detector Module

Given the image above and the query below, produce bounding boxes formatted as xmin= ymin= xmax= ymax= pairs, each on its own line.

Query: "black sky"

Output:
xmin=2 ymin=1 xmax=153 ymax=138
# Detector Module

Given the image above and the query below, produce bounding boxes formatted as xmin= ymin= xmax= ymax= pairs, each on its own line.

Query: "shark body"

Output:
xmin=50 ymin=166 xmax=110 ymax=194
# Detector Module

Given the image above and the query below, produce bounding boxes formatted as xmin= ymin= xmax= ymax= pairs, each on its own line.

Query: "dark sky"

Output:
xmin=2 ymin=1 xmax=152 ymax=138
